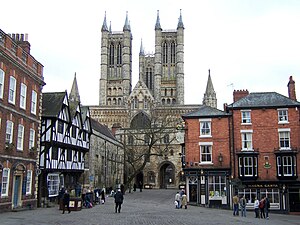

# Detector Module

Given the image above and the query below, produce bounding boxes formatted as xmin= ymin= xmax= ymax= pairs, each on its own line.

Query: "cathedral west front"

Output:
xmin=89 ymin=10 xmax=216 ymax=189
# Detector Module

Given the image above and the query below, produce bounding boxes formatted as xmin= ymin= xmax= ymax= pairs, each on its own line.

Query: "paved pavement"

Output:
xmin=0 ymin=189 xmax=299 ymax=225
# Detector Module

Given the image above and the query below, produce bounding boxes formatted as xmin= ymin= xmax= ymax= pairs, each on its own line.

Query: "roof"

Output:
xmin=182 ymin=105 xmax=230 ymax=118
xmin=91 ymin=118 xmax=116 ymax=140
xmin=227 ymin=92 xmax=300 ymax=109
xmin=42 ymin=92 xmax=66 ymax=117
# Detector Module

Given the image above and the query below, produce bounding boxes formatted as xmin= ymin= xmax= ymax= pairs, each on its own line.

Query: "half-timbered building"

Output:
xmin=39 ymin=91 xmax=91 ymax=205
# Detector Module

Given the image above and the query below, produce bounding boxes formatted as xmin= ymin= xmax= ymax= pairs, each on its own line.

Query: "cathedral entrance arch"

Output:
xmin=159 ymin=162 xmax=175 ymax=189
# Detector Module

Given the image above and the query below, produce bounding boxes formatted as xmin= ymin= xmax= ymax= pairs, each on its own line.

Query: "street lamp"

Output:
xmin=218 ymin=153 xmax=223 ymax=165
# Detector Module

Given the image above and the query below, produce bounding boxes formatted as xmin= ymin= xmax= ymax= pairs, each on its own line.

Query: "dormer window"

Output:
xmin=278 ymin=109 xmax=288 ymax=123
xmin=241 ymin=110 xmax=251 ymax=124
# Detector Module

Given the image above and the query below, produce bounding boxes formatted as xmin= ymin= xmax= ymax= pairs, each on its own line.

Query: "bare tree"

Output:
xmin=118 ymin=108 xmax=178 ymax=190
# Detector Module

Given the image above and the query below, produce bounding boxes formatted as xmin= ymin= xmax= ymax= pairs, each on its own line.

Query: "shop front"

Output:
xmin=184 ymin=169 xmax=231 ymax=209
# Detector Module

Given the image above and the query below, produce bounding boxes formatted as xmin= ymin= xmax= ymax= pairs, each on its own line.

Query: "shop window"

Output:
xmin=47 ymin=173 xmax=60 ymax=197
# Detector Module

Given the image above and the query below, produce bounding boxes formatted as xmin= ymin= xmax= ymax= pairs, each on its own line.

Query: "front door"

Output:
xmin=289 ymin=188 xmax=300 ymax=212
xmin=13 ymin=175 xmax=21 ymax=208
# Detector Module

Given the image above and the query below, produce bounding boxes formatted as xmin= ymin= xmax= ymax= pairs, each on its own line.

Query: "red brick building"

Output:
xmin=182 ymin=105 xmax=231 ymax=208
xmin=182 ymin=76 xmax=300 ymax=213
xmin=227 ymin=76 xmax=300 ymax=213
xmin=0 ymin=29 xmax=45 ymax=211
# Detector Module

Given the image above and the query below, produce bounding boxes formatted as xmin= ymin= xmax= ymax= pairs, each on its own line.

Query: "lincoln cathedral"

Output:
xmin=89 ymin=11 xmax=217 ymax=189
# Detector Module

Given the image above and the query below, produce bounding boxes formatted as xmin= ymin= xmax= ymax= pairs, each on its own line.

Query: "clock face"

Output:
xmin=176 ymin=132 xmax=184 ymax=143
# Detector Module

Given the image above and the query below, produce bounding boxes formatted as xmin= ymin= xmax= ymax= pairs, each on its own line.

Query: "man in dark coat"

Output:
xmin=62 ymin=189 xmax=71 ymax=214
xmin=114 ymin=189 xmax=124 ymax=213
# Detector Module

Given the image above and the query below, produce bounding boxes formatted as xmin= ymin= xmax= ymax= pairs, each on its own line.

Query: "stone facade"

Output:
xmin=89 ymin=11 xmax=210 ymax=189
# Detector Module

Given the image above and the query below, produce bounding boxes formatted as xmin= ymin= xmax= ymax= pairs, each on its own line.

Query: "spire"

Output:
xmin=123 ymin=11 xmax=131 ymax=31
xmin=203 ymin=69 xmax=217 ymax=108
xmin=177 ymin=9 xmax=184 ymax=29
xmin=155 ymin=10 xmax=162 ymax=30
xmin=139 ymin=38 xmax=144 ymax=56
xmin=101 ymin=11 xmax=109 ymax=32
xmin=69 ymin=72 xmax=81 ymax=104
xmin=109 ymin=21 xmax=112 ymax=33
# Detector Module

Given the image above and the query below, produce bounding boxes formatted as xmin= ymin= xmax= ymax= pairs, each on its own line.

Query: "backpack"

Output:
xmin=259 ymin=200 xmax=265 ymax=209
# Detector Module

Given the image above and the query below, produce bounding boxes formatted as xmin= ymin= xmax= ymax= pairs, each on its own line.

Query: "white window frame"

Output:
xmin=0 ymin=69 xmax=4 ymax=99
xmin=241 ymin=110 xmax=251 ymax=124
xmin=199 ymin=142 xmax=213 ymax=164
xmin=17 ymin=124 xmax=24 ymax=151
xmin=5 ymin=120 xmax=14 ymax=144
xmin=277 ymin=156 xmax=296 ymax=176
xmin=278 ymin=108 xmax=288 ymax=123
xmin=1 ymin=168 xmax=10 ymax=197
xmin=241 ymin=130 xmax=253 ymax=151
xmin=29 ymin=128 xmax=35 ymax=149
xmin=8 ymin=76 xmax=16 ymax=104
xmin=26 ymin=170 xmax=32 ymax=195
xmin=278 ymin=128 xmax=290 ymax=150
xmin=199 ymin=119 xmax=212 ymax=137
xmin=208 ymin=175 xmax=227 ymax=200
xmin=31 ymin=90 xmax=37 ymax=115
xmin=47 ymin=173 xmax=60 ymax=197
xmin=20 ymin=83 xmax=27 ymax=109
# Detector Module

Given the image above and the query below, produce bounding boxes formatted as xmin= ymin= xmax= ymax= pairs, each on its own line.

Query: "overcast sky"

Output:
xmin=1 ymin=0 xmax=300 ymax=109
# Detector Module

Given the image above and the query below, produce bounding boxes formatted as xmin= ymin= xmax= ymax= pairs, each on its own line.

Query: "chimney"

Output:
xmin=233 ymin=89 xmax=249 ymax=102
xmin=10 ymin=33 xmax=31 ymax=54
xmin=288 ymin=76 xmax=296 ymax=101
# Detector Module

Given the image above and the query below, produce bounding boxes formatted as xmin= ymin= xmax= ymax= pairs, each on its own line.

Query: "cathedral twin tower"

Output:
xmin=99 ymin=10 xmax=185 ymax=107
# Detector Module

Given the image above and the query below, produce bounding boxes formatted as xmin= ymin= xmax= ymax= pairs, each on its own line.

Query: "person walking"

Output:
xmin=265 ymin=196 xmax=270 ymax=219
xmin=62 ymin=189 xmax=71 ymax=214
xmin=181 ymin=191 xmax=187 ymax=209
xmin=239 ymin=195 xmax=247 ymax=217
xmin=114 ymin=189 xmax=124 ymax=213
xmin=232 ymin=195 xmax=239 ymax=216
xmin=175 ymin=191 xmax=181 ymax=209
xmin=254 ymin=197 xmax=260 ymax=218
xmin=259 ymin=197 xmax=266 ymax=219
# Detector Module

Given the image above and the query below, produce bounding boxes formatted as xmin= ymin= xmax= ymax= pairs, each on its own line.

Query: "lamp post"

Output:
xmin=218 ymin=153 xmax=223 ymax=166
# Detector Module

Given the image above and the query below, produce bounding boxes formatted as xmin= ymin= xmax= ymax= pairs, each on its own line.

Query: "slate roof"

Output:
xmin=227 ymin=92 xmax=300 ymax=109
xmin=42 ymin=92 xmax=66 ymax=117
xmin=91 ymin=118 xmax=116 ymax=141
xmin=182 ymin=105 xmax=230 ymax=118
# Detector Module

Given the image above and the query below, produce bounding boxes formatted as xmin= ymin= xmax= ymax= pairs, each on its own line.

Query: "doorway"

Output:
xmin=289 ymin=188 xmax=300 ymax=212
xmin=159 ymin=163 xmax=174 ymax=189
xmin=13 ymin=175 xmax=21 ymax=208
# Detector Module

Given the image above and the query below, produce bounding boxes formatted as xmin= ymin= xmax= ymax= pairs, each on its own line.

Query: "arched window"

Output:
xmin=162 ymin=41 xmax=168 ymax=64
xmin=113 ymin=98 xmax=116 ymax=105
xmin=109 ymin=43 xmax=114 ymax=66
xmin=118 ymin=98 xmax=122 ymax=105
xmin=118 ymin=87 xmax=122 ymax=95
xmin=117 ymin=42 xmax=122 ymax=65
xmin=134 ymin=97 xmax=138 ymax=109
xmin=171 ymin=41 xmax=176 ymax=64
xmin=167 ymin=99 xmax=171 ymax=104
xmin=162 ymin=99 xmax=165 ymax=105
xmin=107 ymin=98 xmax=111 ymax=105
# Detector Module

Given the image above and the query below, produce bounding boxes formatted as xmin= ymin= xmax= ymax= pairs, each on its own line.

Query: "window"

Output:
xmin=0 ymin=69 xmax=4 ymax=99
xmin=128 ymin=135 xmax=134 ymax=145
xmin=67 ymin=149 xmax=72 ymax=161
xmin=144 ymin=134 xmax=150 ymax=144
xmin=147 ymin=171 xmax=156 ymax=183
xmin=200 ymin=119 xmax=211 ymax=137
xmin=17 ymin=124 xmax=24 ymax=151
xmin=278 ymin=109 xmax=288 ymax=123
xmin=29 ymin=128 xmax=35 ymax=149
xmin=163 ymin=134 xmax=169 ymax=144
xmin=1 ymin=168 xmax=10 ymax=197
xmin=239 ymin=156 xmax=257 ymax=177
xmin=8 ymin=76 xmax=16 ymax=104
xmin=57 ymin=120 xmax=64 ymax=134
xmin=20 ymin=83 xmax=27 ymax=109
xmin=208 ymin=176 xmax=226 ymax=199
xmin=241 ymin=110 xmax=251 ymax=124
xmin=200 ymin=143 xmax=212 ymax=163
xmin=241 ymin=130 xmax=253 ymax=150
xmin=5 ymin=120 xmax=14 ymax=143
xmin=277 ymin=156 xmax=296 ymax=177
xmin=71 ymin=126 xmax=77 ymax=138
xmin=47 ymin=173 xmax=60 ymax=197
xmin=52 ymin=147 xmax=58 ymax=160
xmin=26 ymin=170 xmax=32 ymax=195
xmin=31 ymin=90 xmax=37 ymax=114
xmin=278 ymin=129 xmax=290 ymax=150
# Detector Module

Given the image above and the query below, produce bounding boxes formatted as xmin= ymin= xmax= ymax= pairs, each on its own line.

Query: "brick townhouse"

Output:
xmin=0 ymin=29 xmax=45 ymax=211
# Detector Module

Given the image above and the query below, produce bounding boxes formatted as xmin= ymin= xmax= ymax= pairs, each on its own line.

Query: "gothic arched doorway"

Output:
xmin=159 ymin=162 xmax=175 ymax=189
